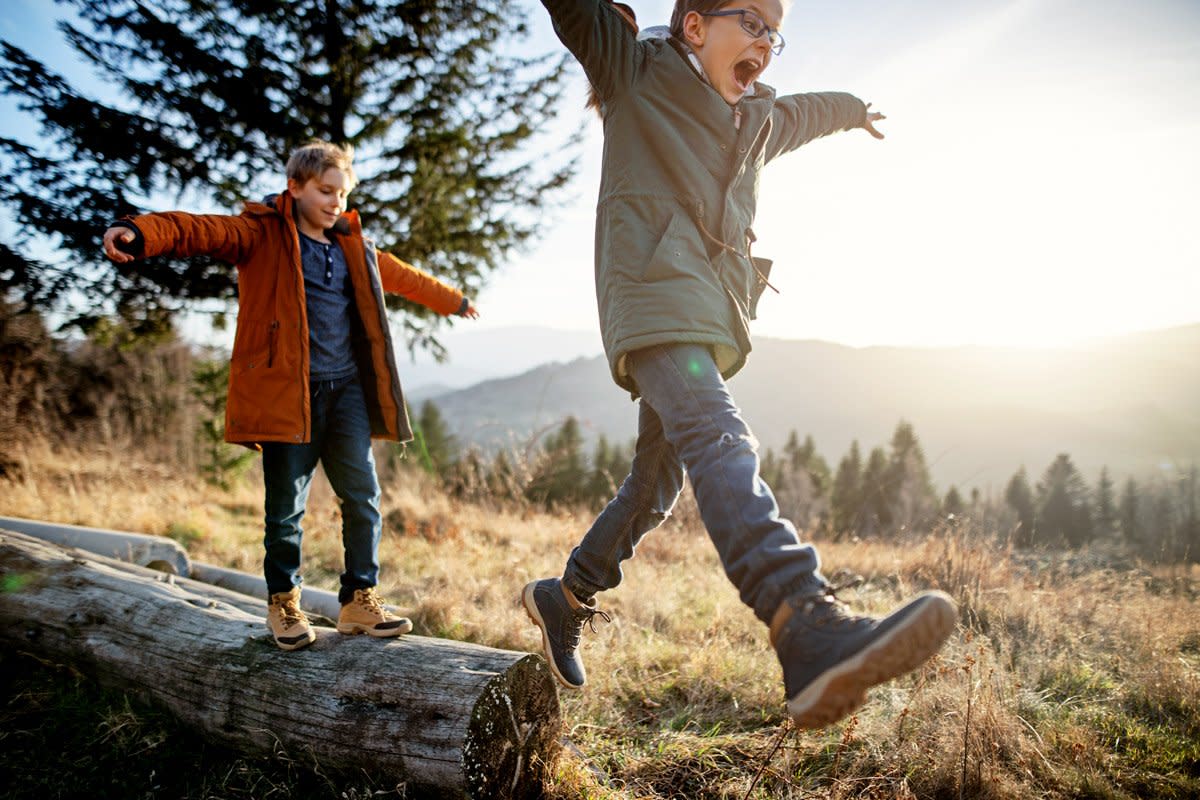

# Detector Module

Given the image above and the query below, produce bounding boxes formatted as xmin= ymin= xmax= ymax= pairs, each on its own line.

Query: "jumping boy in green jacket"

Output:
xmin=523 ymin=0 xmax=956 ymax=729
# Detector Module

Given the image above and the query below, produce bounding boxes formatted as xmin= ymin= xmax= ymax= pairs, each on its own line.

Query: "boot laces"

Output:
xmin=276 ymin=597 xmax=306 ymax=629
xmin=563 ymin=605 xmax=611 ymax=650
xmin=801 ymin=576 xmax=870 ymax=630
xmin=358 ymin=588 xmax=386 ymax=615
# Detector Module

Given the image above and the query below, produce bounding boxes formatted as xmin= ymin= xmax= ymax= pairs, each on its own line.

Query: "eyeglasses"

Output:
xmin=701 ymin=9 xmax=786 ymax=55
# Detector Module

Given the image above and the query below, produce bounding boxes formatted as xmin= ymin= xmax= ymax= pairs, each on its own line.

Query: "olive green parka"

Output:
xmin=543 ymin=0 xmax=868 ymax=392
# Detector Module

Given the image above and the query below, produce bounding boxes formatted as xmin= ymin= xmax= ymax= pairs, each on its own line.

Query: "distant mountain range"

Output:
xmin=407 ymin=324 xmax=1200 ymax=491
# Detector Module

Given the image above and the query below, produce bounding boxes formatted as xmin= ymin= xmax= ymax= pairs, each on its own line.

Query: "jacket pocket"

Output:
xmin=231 ymin=319 xmax=273 ymax=375
xmin=748 ymin=257 xmax=774 ymax=320
xmin=641 ymin=212 xmax=708 ymax=284
xmin=267 ymin=320 xmax=279 ymax=368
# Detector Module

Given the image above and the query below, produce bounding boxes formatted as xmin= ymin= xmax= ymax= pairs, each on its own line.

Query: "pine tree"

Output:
xmin=859 ymin=446 xmax=892 ymax=537
xmin=0 ymin=1 xmax=572 ymax=350
xmin=1035 ymin=453 xmax=1093 ymax=548
xmin=884 ymin=420 xmax=937 ymax=534
xmin=413 ymin=399 xmax=457 ymax=477
xmin=1118 ymin=477 xmax=1141 ymax=544
xmin=1094 ymin=466 xmax=1117 ymax=538
xmin=831 ymin=440 xmax=863 ymax=535
xmin=1005 ymin=467 xmax=1036 ymax=547
xmin=783 ymin=431 xmax=832 ymax=496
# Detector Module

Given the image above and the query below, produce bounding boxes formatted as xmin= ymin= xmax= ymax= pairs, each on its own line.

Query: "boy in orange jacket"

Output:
xmin=102 ymin=140 xmax=478 ymax=650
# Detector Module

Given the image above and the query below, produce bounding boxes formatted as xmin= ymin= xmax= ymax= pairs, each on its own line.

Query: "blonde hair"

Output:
xmin=286 ymin=140 xmax=357 ymax=189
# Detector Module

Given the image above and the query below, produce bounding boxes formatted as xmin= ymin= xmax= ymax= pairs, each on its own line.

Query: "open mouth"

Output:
xmin=732 ymin=57 xmax=762 ymax=93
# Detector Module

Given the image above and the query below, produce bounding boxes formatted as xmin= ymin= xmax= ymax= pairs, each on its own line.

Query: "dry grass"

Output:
xmin=2 ymin=443 xmax=1199 ymax=799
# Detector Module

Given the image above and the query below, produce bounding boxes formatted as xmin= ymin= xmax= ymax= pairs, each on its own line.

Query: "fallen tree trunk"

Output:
xmin=0 ymin=514 xmax=191 ymax=575
xmin=0 ymin=529 xmax=560 ymax=799
xmin=0 ymin=515 xmax=400 ymax=621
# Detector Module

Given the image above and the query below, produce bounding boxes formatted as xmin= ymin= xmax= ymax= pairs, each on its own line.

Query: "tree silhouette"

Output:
xmin=1035 ymin=453 xmax=1093 ymax=548
xmin=1094 ymin=466 xmax=1116 ymax=538
xmin=831 ymin=439 xmax=863 ymax=535
xmin=413 ymin=399 xmax=457 ymax=477
xmin=0 ymin=0 xmax=572 ymax=351
xmin=1005 ymin=467 xmax=1036 ymax=547
xmin=858 ymin=446 xmax=892 ymax=537
xmin=1118 ymin=477 xmax=1140 ymax=544
xmin=884 ymin=420 xmax=937 ymax=533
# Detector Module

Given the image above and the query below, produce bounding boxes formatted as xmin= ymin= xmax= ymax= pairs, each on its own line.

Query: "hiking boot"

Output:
xmin=772 ymin=588 xmax=956 ymax=729
xmin=337 ymin=588 xmax=413 ymax=637
xmin=266 ymin=587 xmax=316 ymax=651
xmin=522 ymin=577 xmax=610 ymax=689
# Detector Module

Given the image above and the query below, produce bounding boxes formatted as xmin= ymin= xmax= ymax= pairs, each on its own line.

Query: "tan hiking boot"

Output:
xmin=337 ymin=587 xmax=413 ymax=637
xmin=266 ymin=587 xmax=316 ymax=651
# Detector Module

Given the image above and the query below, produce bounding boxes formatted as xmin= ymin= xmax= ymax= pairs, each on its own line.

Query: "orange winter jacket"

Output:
xmin=121 ymin=192 xmax=465 ymax=446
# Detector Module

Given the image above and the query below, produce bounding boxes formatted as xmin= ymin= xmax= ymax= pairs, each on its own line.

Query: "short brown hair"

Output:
xmin=669 ymin=0 xmax=728 ymax=39
xmin=286 ymin=140 xmax=357 ymax=189
xmin=669 ymin=0 xmax=791 ymax=40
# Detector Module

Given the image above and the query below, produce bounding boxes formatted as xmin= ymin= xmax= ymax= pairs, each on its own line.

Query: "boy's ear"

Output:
xmin=286 ymin=177 xmax=303 ymax=198
xmin=681 ymin=10 xmax=707 ymax=49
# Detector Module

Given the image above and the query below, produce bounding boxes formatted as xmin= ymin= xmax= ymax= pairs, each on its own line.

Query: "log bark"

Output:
xmin=0 ymin=529 xmax=561 ymax=799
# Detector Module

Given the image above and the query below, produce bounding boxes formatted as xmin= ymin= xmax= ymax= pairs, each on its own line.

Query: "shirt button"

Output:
xmin=720 ymin=144 xmax=728 ymax=150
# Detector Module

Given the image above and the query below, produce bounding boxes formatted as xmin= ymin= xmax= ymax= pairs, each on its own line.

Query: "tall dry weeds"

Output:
xmin=2 ymin=453 xmax=1198 ymax=799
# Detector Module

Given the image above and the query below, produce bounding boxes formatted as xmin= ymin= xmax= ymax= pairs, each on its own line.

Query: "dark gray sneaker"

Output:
xmin=772 ymin=589 xmax=956 ymax=729
xmin=522 ymin=578 xmax=610 ymax=689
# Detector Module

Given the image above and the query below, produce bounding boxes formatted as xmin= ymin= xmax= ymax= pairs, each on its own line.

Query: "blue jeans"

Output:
xmin=261 ymin=375 xmax=382 ymax=604
xmin=562 ymin=343 xmax=824 ymax=623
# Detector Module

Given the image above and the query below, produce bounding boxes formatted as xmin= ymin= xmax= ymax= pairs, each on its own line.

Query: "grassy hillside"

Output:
xmin=2 ymin=445 xmax=1199 ymax=799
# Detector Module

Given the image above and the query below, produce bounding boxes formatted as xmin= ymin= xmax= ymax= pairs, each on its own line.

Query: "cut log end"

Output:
xmin=464 ymin=654 xmax=561 ymax=800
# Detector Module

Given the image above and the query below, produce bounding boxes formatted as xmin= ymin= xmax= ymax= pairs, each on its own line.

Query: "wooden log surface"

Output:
xmin=0 ymin=529 xmax=561 ymax=799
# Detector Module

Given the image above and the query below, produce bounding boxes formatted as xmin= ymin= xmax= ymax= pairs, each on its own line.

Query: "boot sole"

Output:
xmin=336 ymin=620 xmax=413 ymax=637
xmin=521 ymin=582 xmax=585 ymax=690
xmin=786 ymin=591 xmax=956 ymax=729
xmin=270 ymin=629 xmax=316 ymax=651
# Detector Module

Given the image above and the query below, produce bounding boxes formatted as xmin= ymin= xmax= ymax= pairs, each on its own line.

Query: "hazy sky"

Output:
xmin=504 ymin=0 xmax=1200 ymax=347
xmin=2 ymin=0 xmax=1197 ymax=349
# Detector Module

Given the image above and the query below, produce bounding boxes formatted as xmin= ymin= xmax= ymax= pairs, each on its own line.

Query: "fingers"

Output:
xmin=863 ymin=104 xmax=887 ymax=140
xmin=102 ymin=227 xmax=135 ymax=263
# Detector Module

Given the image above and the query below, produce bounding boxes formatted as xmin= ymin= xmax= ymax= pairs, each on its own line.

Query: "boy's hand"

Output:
xmin=863 ymin=102 xmax=886 ymax=140
xmin=102 ymin=227 xmax=136 ymax=263
xmin=462 ymin=303 xmax=480 ymax=320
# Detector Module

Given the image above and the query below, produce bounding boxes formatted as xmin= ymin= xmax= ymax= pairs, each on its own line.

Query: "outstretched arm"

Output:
xmin=101 ymin=212 xmax=260 ymax=265
xmin=542 ymin=0 xmax=643 ymax=107
xmin=765 ymin=92 xmax=882 ymax=161
xmin=377 ymin=250 xmax=477 ymax=319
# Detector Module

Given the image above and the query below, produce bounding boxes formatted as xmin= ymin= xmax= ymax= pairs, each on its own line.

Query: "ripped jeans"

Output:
xmin=562 ymin=343 xmax=823 ymax=624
